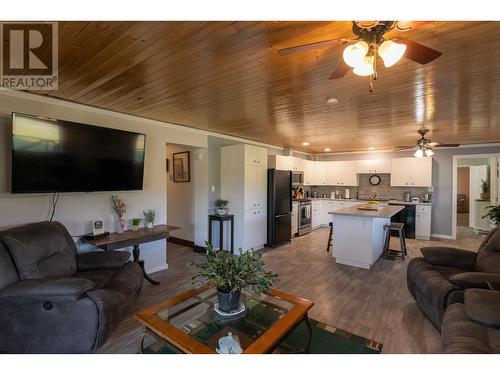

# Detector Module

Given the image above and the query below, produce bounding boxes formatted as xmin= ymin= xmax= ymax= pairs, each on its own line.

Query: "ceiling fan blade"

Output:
xmin=393 ymin=146 xmax=415 ymax=151
xmin=329 ymin=61 xmax=351 ymax=80
xmin=394 ymin=38 xmax=442 ymax=64
xmin=395 ymin=21 xmax=432 ymax=31
xmin=277 ymin=38 xmax=348 ymax=56
xmin=432 ymin=143 xmax=460 ymax=148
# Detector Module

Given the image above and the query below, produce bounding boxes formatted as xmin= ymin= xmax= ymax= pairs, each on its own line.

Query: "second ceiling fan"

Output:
xmin=277 ymin=21 xmax=442 ymax=91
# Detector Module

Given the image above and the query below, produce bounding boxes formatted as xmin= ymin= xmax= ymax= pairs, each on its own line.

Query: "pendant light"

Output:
xmin=378 ymin=40 xmax=407 ymax=67
xmin=414 ymin=148 xmax=424 ymax=158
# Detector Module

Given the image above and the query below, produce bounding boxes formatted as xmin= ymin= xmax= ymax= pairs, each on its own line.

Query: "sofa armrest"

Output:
xmin=76 ymin=251 xmax=130 ymax=272
xmin=420 ymin=247 xmax=477 ymax=269
xmin=449 ymin=272 xmax=500 ymax=290
xmin=465 ymin=289 xmax=500 ymax=328
xmin=0 ymin=278 xmax=95 ymax=301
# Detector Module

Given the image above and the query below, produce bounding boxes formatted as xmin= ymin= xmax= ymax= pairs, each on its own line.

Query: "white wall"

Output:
xmin=0 ymin=91 xmax=207 ymax=273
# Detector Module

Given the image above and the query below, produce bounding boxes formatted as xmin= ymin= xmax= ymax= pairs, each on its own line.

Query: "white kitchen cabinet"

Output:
xmin=326 ymin=161 xmax=358 ymax=186
xmin=244 ymin=144 xmax=267 ymax=166
xmin=313 ymin=162 xmax=327 ymax=185
xmin=303 ymin=159 xmax=314 ymax=185
xmin=221 ymin=144 xmax=268 ymax=252
xmin=268 ymin=154 xmax=290 ymax=170
xmin=415 ymin=204 xmax=432 ymax=240
xmin=291 ymin=202 xmax=299 ymax=236
xmin=290 ymin=156 xmax=304 ymax=172
xmin=356 ymin=159 xmax=391 ymax=174
xmin=390 ymin=157 xmax=432 ymax=187
xmin=321 ymin=200 xmax=334 ymax=225
xmin=410 ymin=158 xmax=433 ymax=187
xmin=312 ymin=201 xmax=322 ymax=229
xmin=244 ymin=208 xmax=267 ymax=250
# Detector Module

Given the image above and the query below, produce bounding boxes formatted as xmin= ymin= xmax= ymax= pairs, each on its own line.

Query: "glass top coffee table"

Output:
xmin=135 ymin=285 xmax=314 ymax=354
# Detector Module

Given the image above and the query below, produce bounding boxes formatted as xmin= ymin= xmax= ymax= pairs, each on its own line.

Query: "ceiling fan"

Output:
xmin=394 ymin=127 xmax=460 ymax=157
xmin=277 ymin=21 xmax=442 ymax=92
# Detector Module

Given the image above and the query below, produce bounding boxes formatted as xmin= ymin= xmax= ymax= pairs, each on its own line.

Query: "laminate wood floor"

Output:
xmin=98 ymin=229 xmax=485 ymax=354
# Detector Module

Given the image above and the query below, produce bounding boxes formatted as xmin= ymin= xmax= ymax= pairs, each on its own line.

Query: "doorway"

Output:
xmin=452 ymin=154 xmax=500 ymax=240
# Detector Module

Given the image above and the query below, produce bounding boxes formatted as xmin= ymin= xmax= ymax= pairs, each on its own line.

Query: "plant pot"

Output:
xmin=146 ymin=222 xmax=154 ymax=229
xmin=217 ymin=288 xmax=241 ymax=313
xmin=480 ymin=192 xmax=490 ymax=200
xmin=216 ymin=208 xmax=227 ymax=215
xmin=131 ymin=225 xmax=139 ymax=231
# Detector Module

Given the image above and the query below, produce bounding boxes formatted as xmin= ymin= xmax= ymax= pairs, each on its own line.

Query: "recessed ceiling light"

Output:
xmin=324 ymin=148 xmax=331 ymax=152
xmin=368 ymin=147 xmax=375 ymax=150
xmin=326 ymin=97 xmax=338 ymax=105
xmin=302 ymin=142 xmax=310 ymax=146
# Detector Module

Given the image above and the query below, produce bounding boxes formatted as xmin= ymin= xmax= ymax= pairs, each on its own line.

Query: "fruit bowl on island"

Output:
xmin=357 ymin=200 xmax=382 ymax=211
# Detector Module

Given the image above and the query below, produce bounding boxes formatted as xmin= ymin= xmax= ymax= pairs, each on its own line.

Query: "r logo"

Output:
xmin=0 ymin=22 xmax=58 ymax=90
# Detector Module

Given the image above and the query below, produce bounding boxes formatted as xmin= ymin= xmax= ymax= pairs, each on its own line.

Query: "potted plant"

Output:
xmin=482 ymin=204 xmax=500 ymax=227
xmin=143 ymin=209 xmax=156 ymax=229
xmin=190 ymin=243 xmax=279 ymax=313
xmin=480 ymin=179 xmax=490 ymax=200
xmin=215 ymin=199 xmax=229 ymax=215
xmin=111 ymin=195 xmax=127 ymax=233
xmin=131 ymin=218 xmax=141 ymax=231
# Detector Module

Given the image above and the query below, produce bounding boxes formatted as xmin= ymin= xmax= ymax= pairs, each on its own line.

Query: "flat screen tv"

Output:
xmin=11 ymin=113 xmax=146 ymax=193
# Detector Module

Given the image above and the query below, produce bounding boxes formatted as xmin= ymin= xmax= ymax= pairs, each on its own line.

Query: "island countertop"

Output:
xmin=329 ymin=205 xmax=404 ymax=218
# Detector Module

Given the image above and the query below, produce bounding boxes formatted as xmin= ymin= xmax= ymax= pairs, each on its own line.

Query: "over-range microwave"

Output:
xmin=291 ymin=171 xmax=304 ymax=185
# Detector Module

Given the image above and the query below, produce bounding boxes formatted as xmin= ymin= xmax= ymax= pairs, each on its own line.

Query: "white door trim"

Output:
xmin=452 ymin=153 xmax=500 ymax=239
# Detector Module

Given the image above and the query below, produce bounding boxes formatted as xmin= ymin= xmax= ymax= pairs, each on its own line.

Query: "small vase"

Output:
xmin=117 ymin=217 xmax=126 ymax=233
xmin=146 ymin=222 xmax=154 ymax=229
xmin=217 ymin=288 xmax=241 ymax=313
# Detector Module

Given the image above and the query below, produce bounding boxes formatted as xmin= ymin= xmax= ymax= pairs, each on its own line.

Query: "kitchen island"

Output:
xmin=329 ymin=205 xmax=404 ymax=269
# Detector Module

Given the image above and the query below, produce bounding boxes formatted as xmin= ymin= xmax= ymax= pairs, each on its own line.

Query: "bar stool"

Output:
xmin=326 ymin=222 xmax=333 ymax=252
xmin=383 ymin=222 xmax=407 ymax=260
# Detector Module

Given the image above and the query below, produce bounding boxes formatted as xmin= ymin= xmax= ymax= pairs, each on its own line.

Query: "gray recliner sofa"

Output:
xmin=407 ymin=226 xmax=500 ymax=329
xmin=442 ymin=287 xmax=500 ymax=353
xmin=0 ymin=221 xmax=143 ymax=353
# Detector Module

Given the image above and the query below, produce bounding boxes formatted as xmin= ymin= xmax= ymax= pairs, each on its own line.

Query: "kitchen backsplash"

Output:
xmin=304 ymin=174 xmax=430 ymax=201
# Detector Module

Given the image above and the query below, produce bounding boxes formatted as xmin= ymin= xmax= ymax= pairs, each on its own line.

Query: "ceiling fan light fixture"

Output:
xmin=378 ymin=40 xmax=407 ymax=67
xmin=414 ymin=148 xmax=424 ymax=158
xmin=343 ymin=41 xmax=368 ymax=68
xmin=424 ymin=148 xmax=434 ymax=157
xmin=353 ymin=55 xmax=374 ymax=76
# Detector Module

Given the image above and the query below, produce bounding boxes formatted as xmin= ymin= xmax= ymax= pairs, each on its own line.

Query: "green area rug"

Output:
xmin=143 ymin=319 xmax=382 ymax=354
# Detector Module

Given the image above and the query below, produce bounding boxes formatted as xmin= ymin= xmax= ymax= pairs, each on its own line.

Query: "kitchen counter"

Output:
xmin=329 ymin=204 xmax=404 ymax=270
xmin=311 ymin=197 xmax=432 ymax=206
xmin=329 ymin=205 xmax=404 ymax=218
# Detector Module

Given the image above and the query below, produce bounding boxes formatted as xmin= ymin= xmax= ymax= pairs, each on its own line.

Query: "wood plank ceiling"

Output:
xmin=31 ymin=21 xmax=500 ymax=153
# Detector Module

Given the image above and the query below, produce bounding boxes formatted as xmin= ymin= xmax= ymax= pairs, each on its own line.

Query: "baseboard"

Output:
xmin=431 ymin=233 xmax=454 ymax=240
xmin=146 ymin=263 xmax=168 ymax=274
xmin=168 ymin=236 xmax=194 ymax=248
xmin=193 ymin=244 xmax=206 ymax=253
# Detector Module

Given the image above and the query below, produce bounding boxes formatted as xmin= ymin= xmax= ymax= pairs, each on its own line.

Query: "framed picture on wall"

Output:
xmin=173 ymin=151 xmax=190 ymax=182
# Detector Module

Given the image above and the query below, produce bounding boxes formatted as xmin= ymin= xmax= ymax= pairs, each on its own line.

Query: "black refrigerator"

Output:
xmin=267 ymin=169 xmax=292 ymax=247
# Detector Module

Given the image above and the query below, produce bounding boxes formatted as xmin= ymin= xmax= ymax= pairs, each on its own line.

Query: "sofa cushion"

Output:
xmin=442 ymin=303 xmax=500 ymax=353
xmin=0 ymin=242 xmax=19 ymax=290
xmin=475 ymin=226 xmax=500 ymax=274
xmin=464 ymin=289 xmax=500 ymax=328
xmin=0 ymin=221 xmax=77 ymax=280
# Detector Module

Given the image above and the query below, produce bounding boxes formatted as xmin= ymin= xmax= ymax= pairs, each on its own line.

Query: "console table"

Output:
xmin=85 ymin=224 xmax=179 ymax=285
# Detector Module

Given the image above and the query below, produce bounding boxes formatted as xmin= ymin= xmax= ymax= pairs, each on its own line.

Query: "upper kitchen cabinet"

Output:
xmin=268 ymin=154 xmax=290 ymax=170
xmin=290 ymin=156 xmax=304 ymax=172
xmin=390 ymin=157 xmax=433 ymax=187
xmin=244 ymin=144 xmax=267 ymax=166
xmin=326 ymin=161 xmax=358 ymax=186
xmin=313 ymin=161 xmax=327 ymax=185
xmin=303 ymin=159 xmax=314 ymax=185
xmin=356 ymin=159 xmax=391 ymax=174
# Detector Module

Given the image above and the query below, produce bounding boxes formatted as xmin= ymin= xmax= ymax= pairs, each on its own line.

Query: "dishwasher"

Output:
xmin=388 ymin=203 xmax=416 ymax=239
